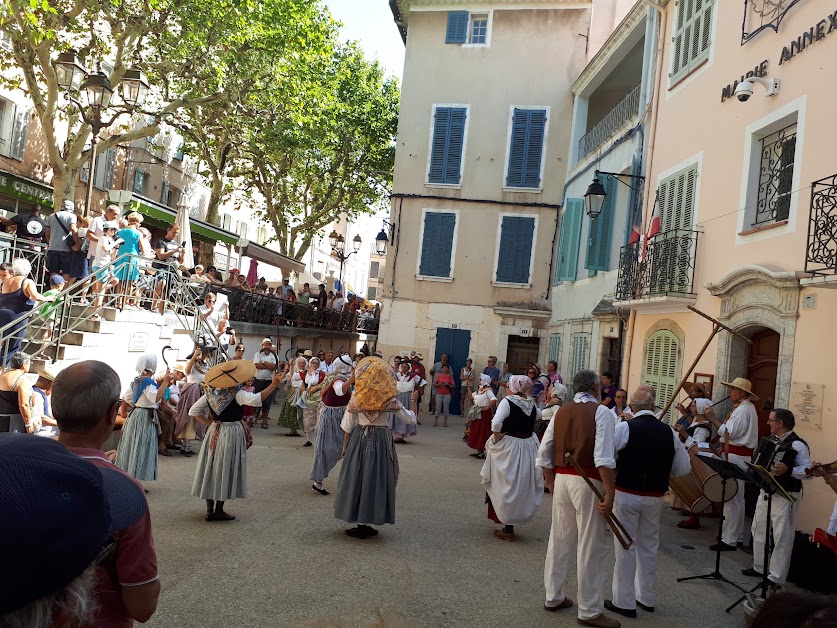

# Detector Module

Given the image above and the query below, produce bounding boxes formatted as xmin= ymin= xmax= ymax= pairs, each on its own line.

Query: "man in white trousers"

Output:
xmin=705 ymin=377 xmax=759 ymax=551
xmin=605 ymin=386 xmax=691 ymax=618
xmin=538 ymin=370 xmax=620 ymax=628
xmin=742 ymin=408 xmax=810 ymax=585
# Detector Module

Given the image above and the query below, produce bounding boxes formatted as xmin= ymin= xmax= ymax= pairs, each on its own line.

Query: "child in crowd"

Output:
xmin=37 ymin=274 xmax=66 ymax=340
xmin=242 ymin=377 xmax=256 ymax=427
xmin=91 ymin=220 xmax=121 ymax=314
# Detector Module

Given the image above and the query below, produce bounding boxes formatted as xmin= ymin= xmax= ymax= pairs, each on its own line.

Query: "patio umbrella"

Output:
xmin=246 ymin=258 xmax=259 ymax=286
xmin=174 ymin=202 xmax=195 ymax=270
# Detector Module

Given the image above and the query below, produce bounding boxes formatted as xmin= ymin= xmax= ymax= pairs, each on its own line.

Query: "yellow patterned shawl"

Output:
xmin=346 ymin=357 xmax=401 ymax=420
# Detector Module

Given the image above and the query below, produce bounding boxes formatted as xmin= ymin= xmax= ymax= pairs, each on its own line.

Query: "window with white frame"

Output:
xmin=469 ymin=14 xmax=489 ymax=44
xmin=445 ymin=11 xmax=492 ymax=46
xmin=428 ymin=106 xmax=467 ymax=186
xmin=368 ymin=286 xmax=377 ymax=301
xmin=753 ymin=123 xmax=796 ymax=227
xmin=0 ymin=97 xmax=28 ymax=161
xmin=369 ymin=260 xmax=380 ymax=279
xmin=670 ymin=0 xmax=714 ymax=85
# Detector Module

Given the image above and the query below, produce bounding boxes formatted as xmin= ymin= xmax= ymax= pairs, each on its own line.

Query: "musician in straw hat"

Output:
xmin=189 ymin=360 xmax=284 ymax=522
xmin=704 ymin=376 xmax=759 ymax=552
xmin=604 ymin=385 xmax=690 ymax=619
xmin=537 ymin=369 xmax=620 ymax=628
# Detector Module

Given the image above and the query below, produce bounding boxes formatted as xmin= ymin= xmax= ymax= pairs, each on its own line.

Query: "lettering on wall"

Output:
xmin=779 ymin=10 xmax=837 ymax=64
xmin=720 ymin=60 xmax=769 ymax=102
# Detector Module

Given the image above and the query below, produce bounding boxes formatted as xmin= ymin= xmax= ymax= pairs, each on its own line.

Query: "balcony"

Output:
xmin=614 ymin=229 xmax=700 ymax=313
xmin=578 ymin=83 xmax=641 ymax=161
xmin=805 ymin=173 xmax=837 ymax=276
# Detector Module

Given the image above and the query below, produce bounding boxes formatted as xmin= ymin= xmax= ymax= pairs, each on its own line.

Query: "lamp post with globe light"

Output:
xmin=329 ymin=229 xmax=362 ymax=294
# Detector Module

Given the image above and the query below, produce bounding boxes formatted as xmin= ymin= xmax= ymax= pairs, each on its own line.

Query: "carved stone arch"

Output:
xmin=706 ymin=265 xmax=799 ymax=408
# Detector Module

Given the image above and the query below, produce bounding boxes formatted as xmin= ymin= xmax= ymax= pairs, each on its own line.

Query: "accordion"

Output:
xmin=752 ymin=436 xmax=798 ymax=471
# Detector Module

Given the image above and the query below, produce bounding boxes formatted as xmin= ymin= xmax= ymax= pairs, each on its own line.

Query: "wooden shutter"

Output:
xmin=585 ymin=174 xmax=615 ymax=271
xmin=444 ymin=108 xmax=466 ymax=184
xmin=659 ymin=164 xmax=698 ymax=233
xmin=571 ymin=333 xmax=589 ymax=379
xmin=557 ymin=199 xmax=584 ymax=281
xmin=9 ymin=105 xmax=28 ymax=161
xmin=496 ymin=216 xmax=535 ymax=284
xmin=133 ymin=169 xmax=144 ymax=194
xmin=160 ymin=181 xmax=170 ymax=205
xmin=643 ymin=330 xmax=680 ymax=423
xmin=548 ymin=333 xmax=561 ymax=363
xmin=445 ymin=11 xmax=469 ymax=44
xmin=506 ymin=109 xmax=547 ymax=188
xmin=419 ymin=212 xmax=456 ymax=277
xmin=104 ymin=150 xmax=116 ymax=188
xmin=672 ymin=0 xmax=713 ymax=84
xmin=428 ymin=107 xmax=466 ymax=185
xmin=428 ymin=108 xmax=450 ymax=183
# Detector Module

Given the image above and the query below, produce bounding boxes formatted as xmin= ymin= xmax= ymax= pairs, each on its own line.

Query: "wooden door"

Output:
xmin=506 ymin=335 xmax=540 ymax=375
xmin=746 ymin=328 xmax=779 ymax=439
xmin=434 ymin=327 xmax=471 ymax=416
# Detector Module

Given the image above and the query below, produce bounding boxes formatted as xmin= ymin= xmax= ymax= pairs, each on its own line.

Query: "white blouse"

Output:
xmin=188 ymin=390 xmax=264 ymax=416
xmin=491 ymin=396 xmax=541 ymax=432
xmin=304 ymin=372 xmax=321 ymax=386
xmin=472 ymin=388 xmax=496 ymax=409
xmin=341 ymin=407 xmax=416 ymax=431
xmin=186 ymin=362 xmax=207 ymax=385
xmin=290 ymin=371 xmax=304 ymax=389
xmin=122 ymin=381 xmax=159 ymax=409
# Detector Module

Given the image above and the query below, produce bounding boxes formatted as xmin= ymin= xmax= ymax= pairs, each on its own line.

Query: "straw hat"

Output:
xmin=685 ymin=381 xmax=708 ymax=397
xmin=172 ymin=362 xmax=188 ymax=375
xmin=204 ymin=360 xmax=256 ymax=389
xmin=37 ymin=364 xmax=60 ymax=382
xmin=720 ymin=377 xmax=759 ymax=400
xmin=303 ymin=349 xmax=313 ymax=357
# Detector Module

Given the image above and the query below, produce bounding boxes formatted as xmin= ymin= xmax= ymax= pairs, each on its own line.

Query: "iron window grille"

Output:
xmin=754 ymin=124 xmax=796 ymax=227
xmin=805 ymin=173 xmax=837 ymax=275
xmin=614 ymin=229 xmax=700 ymax=301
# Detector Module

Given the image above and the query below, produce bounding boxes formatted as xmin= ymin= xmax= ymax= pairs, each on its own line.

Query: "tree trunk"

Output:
xmin=50 ymin=168 xmax=75 ymax=210
xmin=198 ymin=241 xmax=215 ymax=269
xmin=204 ymin=174 xmax=225 ymax=227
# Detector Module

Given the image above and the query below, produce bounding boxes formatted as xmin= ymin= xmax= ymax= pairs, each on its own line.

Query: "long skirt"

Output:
xmin=467 ymin=407 xmax=493 ymax=452
xmin=114 ymin=407 xmax=160 ymax=482
xmin=277 ymin=388 xmax=302 ymax=430
xmin=175 ymin=382 xmax=207 ymax=439
xmin=191 ymin=421 xmax=247 ymax=501
xmin=480 ymin=433 xmax=543 ymax=525
xmin=302 ymin=405 xmax=319 ymax=434
xmin=334 ymin=425 xmax=400 ymax=526
xmin=390 ymin=391 xmax=417 ymax=438
xmin=310 ymin=405 xmax=347 ymax=482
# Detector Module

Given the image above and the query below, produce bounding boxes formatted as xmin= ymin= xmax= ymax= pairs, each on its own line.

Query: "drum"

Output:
xmin=669 ymin=445 xmax=713 ymax=514
xmin=702 ymin=472 xmax=738 ymax=503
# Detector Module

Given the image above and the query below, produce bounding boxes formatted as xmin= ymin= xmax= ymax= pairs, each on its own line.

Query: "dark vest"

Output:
xmin=686 ymin=422 xmax=711 ymax=440
xmin=209 ymin=400 xmax=245 ymax=422
xmin=501 ymin=400 xmax=536 ymax=436
xmin=768 ymin=432 xmax=808 ymax=494
xmin=552 ymin=401 xmax=598 ymax=471
xmin=616 ymin=414 xmax=675 ymax=495
xmin=322 ymin=379 xmax=351 ymax=407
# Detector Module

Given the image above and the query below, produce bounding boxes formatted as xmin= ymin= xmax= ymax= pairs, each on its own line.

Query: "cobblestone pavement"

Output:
xmin=144 ymin=409 xmax=757 ymax=627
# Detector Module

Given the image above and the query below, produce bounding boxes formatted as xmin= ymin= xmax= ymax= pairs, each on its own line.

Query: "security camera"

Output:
xmin=734 ymin=77 xmax=780 ymax=102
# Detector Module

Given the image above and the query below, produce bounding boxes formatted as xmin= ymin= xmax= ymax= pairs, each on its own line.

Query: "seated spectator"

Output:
xmin=189 ymin=264 xmax=211 ymax=283
xmin=30 ymin=364 xmax=59 ymax=437
xmin=0 ymin=351 xmax=32 ymax=432
xmin=256 ymin=277 xmax=268 ymax=292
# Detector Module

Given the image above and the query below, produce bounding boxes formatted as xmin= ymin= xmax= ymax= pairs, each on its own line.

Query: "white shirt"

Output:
xmin=304 ymin=371 xmax=321 ymax=386
xmin=614 ymin=410 xmax=691 ymax=478
xmin=537 ymin=392 xmax=617 ymax=470
xmin=121 ymin=381 xmax=159 ymax=408
xmin=341 ymin=407 xmax=415 ymax=430
xmin=188 ymin=390 xmax=264 ymax=416
xmin=332 ymin=297 xmax=345 ymax=311
xmin=186 ymin=362 xmax=207 ymax=385
xmin=828 ymin=499 xmax=837 ymax=536
xmin=290 ymin=371 xmax=304 ymax=388
xmin=717 ymin=398 xmax=759 ymax=448
xmin=684 ymin=419 xmax=712 ymax=448
xmin=87 ymin=215 xmax=106 ymax=259
xmin=472 ymin=388 xmax=496 ymax=409
xmin=199 ymin=304 xmax=221 ymax=333
xmin=491 ymin=396 xmax=540 ymax=432
xmin=253 ymin=351 xmax=277 ymax=381
xmin=92 ymin=235 xmax=118 ymax=268
xmin=610 ymin=405 xmax=633 ymax=423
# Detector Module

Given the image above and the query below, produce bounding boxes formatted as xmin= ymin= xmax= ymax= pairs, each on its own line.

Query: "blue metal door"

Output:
xmin=434 ymin=327 xmax=471 ymax=416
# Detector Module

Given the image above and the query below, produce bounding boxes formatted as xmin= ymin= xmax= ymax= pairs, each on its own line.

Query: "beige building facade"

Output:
xmin=379 ymin=0 xmax=591 ymax=396
xmin=612 ymin=0 xmax=837 ymax=532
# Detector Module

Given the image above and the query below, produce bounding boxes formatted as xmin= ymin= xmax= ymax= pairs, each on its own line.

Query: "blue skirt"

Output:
xmin=114 ymin=407 xmax=160 ymax=481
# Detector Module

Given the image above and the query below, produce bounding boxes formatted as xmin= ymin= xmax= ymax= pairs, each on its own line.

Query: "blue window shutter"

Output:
xmin=496 ymin=216 xmax=535 ymax=283
xmin=428 ymin=107 xmax=466 ymax=185
xmin=557 ymin=199 xmax=583 ymax=281
xmin=420 ymin=212 xmax=456 ymax=277
xmin=506 ymin=110 xmax=528 ymax=187
xmin=445 ymin=11 xmax=469 ymax=44
xmin=444 ymin=108 xmax=466 ymax=184
xmin=585 ymin=175 xmax=615 ymax=271
xmin=428 ymin=107 xmax=450 ymax=183
xmin=506 ymin=109 xmax=546 ymax=188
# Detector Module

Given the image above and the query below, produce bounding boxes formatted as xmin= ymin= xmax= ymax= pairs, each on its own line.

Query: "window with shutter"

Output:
xmin=160 ymin=181 xmax=170 ymax=205
xmin=570 ymin=333 xmax=590 ymax=381
xmin=93 ymin=151 xmax=111 ymax=190
xmin=548 ymin=333 xmax=562 ymax=363
xmin=495 ymin=215 xmax=536 ymax=284
xmin=418 ymin=211 xmax=457 ymax=278
xmin=643 ymin=330 xmax=680 ymax=423
xmin=659 ymin=164 xmax=698 ymax=233
xmin=104 ymin=150 xmax=116 ymax=189
xmin=556 ymin=198 xmax=584 ymax=282
xmin=671 ymin=0 xmax=714 ymax=85
xmin=428 ymin=106 xmax=467 ymax=185
xmin=133 ymin=169 xmax=145 ymax=195
xmin=368 ymin=286 xmax=377 ymax=300
xmin=506 ymin=108 xmax=547 ymax=189
xmin=370 ymin=261 xmax=380 ymax=279
xmin=9 ymin=105 xmax=29 ymax=161
xmin=80 ymin=161 xmax=89 ymax=184
xmin=585 ymin=175 xmax=616 ymax=271
xmin=445 ymin=11 xmax=469 ymax=44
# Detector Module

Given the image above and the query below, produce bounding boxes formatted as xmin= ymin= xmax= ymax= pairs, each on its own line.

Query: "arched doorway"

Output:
xmin=746 ymin=328 xmax=779 ymax=439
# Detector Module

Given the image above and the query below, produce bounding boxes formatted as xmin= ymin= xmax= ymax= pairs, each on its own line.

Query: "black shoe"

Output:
xmin=180 ymin=449 xmax=194 ymax=457
xmin=604 ymin=600 xmax=636 ymax=619
xmin=475 ymin=451 xmax=485 ymax=459
xmin=358 ymin=524 xmax=379 ymax=536
xmin=165 ymin=443 xmax=182 ymax=450
xmin=303 ymin=441 xmax=312 ymax=447
xmin=741 ymin=567 xmax=763 ymax=578
xmin=636 ymin=601 xmax=654 ymax=613
xmin=469 ymin=452 xmax=481 ymax=457
xmin=312 ymin=484 xmax=330 ymax=496
xmin=708 ymin=541 xmax=737 ymax=552
xmin=346 ymin=526 xmax=372 ymax=539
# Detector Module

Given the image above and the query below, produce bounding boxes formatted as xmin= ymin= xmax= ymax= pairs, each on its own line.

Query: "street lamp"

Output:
xmin=374 ymin=219 xmax=395 ymax=256
xmin=54 ymin=51 xmax=86 ymax=91
xmin=328 ymin=230 xmax=339 ymax=249
xmin=80 ymin=71 xmax=114 ymax=113
xmin=584 ymin=175 xmax=607 ymax=219
xmin=120 ymin=66 xmax=150 ymax=107
xmin=330 ymin=231 xmax=362 ymax=293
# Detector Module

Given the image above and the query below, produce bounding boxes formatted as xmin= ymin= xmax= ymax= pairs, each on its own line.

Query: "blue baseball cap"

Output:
xmin=49 ymin=274 xmax=65 ymax=286
xmin=0 ymin=434 xmax=148 ymax=614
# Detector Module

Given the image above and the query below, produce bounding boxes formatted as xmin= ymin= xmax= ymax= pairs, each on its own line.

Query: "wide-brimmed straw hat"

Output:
xmin=205 ymin=360 xmax=256 ymax=389
xmin=685 ymin=381 xmax=708 ymax=397
xmin=303 ymin=349 xmax=313 ymax=357
xmin=721 ymin=377 xmax=758 ymax=400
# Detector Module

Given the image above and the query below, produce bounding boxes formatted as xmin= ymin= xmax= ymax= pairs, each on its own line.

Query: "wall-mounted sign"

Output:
xmin=779 ymin=11 xmax=837 ymax=65
xmin=742 ymin=0 xmax=803 ymax=45
xmin=721 ymin=60 xmax=769 ymax=102
xmin=0 ymin=171 xmax=54 ymax=207
xmin=128 ymin=332 xmax=150 ymax=352
xmin=790 ymin=381 xmax=824 ymax=430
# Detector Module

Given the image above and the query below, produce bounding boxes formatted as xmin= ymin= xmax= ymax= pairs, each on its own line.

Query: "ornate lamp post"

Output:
xmin=329 ymin=229 xmax=362 ymax=293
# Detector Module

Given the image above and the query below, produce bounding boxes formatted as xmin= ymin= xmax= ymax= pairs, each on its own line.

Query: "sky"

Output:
xmin=325 ymin=0 xmax=405 ymax=80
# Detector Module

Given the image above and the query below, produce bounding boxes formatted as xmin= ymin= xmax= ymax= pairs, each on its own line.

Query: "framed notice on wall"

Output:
xmin=790 ymin=382 xmax=824 ymax=429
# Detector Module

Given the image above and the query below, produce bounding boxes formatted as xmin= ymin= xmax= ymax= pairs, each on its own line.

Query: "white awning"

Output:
xmin=235 ymin=240 xmax=304 ymax=274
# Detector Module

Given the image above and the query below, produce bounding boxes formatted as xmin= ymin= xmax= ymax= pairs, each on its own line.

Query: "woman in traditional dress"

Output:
xmin=190 ymin=360 xmax=284 ymax=521
xmin=480 ymin=375 xmax=544 ymax=541
xmin=277 ymin=356 xmax=306 ymax=435
xmin=334 ymin=357 xmax=416 ymax=539
xmin=115 ymin=354 xmax=171 ymax=482
xmin=300 ymin=356 xmax=326 ymax=446
xmin=460 ymin=358 xmax=475 ymax=417
xmin=535 ymin=382 xmax=567 ymax=441
xmin=174 ymin=346 xmax=210 ymax=456
xmin=467 ymin=374 xmax=497 ymax=460
xmin=392 ymin=360 xmax=424 ymax=443
xmin=310 ymin=354 xmax=355 ymax=495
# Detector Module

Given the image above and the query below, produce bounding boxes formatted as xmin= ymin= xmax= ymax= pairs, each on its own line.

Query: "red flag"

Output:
xmin=647 ymin=196 xmax=661 ymax=239
xmin=629 ymin=223 xmax=641 ymax=246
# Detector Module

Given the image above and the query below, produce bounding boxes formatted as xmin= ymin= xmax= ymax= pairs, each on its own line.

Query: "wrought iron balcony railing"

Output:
xmin=615 ymin=229 xmax=700 ymax=302
xmin=578 ymin=83 xmax=641 ymax=160
xmin=806 ymin=173 xmax=837 ymax=275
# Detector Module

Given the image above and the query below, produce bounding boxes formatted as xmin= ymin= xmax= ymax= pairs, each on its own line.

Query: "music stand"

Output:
xmin=725 ymin=464 xmax=797 ymax=613
xmin=677 ymin=455 xmax=760 ymax=596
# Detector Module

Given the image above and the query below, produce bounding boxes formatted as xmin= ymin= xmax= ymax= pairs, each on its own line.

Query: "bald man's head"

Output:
xmin=630 ymin=385 xmax=656 ymax=411
xmin=53 ymin=361 xmax=121 ymax=434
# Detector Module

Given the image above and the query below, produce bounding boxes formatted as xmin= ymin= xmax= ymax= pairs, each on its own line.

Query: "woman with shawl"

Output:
xmin=277 ymin=356 xmax=307 ymax=435
xmin=189 ymin=360 xmax=284 ymax=521
xmin=391 ymin=360 xmax=425 ymax=443
xmin=310 ymin=354 xmax=355 ymax=495
xmin=480 ymin=375 xmax=544 ymax=541
xmin=115 ymin=353 xmax=171 ymax=482
xmin=334 ymin=357 xmax=416 ymax=539
xmin=300 ymin=356 xmax=326 ymax=446
xmin=467 ymin=373 xmax=498 ymax=459
xmin=174 ymin=346 xmax=211 ymax=456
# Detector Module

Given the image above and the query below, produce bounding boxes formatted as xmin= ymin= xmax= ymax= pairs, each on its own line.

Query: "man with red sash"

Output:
xmin=538 ymin=370 xmax=619 ymax=628
xmin=706 ymin=377 xmax=759 ymax=552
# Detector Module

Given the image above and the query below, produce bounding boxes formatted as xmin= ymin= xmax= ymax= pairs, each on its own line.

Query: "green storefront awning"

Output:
xmin=130 ymin=196 xmax=238 ymax=246
xmin=0 ymin=170 xmax=54 ymax=208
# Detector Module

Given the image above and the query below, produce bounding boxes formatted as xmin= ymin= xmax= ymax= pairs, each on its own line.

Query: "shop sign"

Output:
xmin=0 ymin=171 xmax=54 ymax=207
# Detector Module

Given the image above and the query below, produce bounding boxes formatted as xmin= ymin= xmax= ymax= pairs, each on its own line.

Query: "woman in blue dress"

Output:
xmin=114 ymin=212 xmax=149 ymax=309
